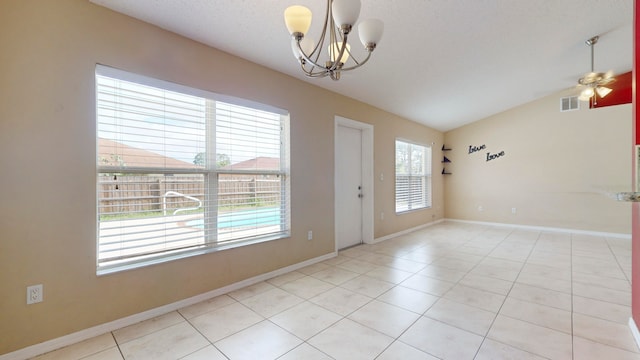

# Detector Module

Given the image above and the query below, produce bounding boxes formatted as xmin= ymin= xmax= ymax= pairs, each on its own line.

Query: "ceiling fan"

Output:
xmin=577 ymin=35 xmax=615 ymax=103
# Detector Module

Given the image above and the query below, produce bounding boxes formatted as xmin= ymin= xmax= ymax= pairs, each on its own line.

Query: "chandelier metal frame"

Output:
xmin=285 ymin=0 xmax=383 ymax=81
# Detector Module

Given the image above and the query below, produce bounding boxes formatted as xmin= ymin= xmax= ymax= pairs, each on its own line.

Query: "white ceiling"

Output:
xmin=89 ymin=0 xmax=633 ymax=132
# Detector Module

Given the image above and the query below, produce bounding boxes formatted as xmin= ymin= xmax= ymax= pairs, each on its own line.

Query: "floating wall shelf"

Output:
xmin=442 ymin=145 xmax=452 ymax=174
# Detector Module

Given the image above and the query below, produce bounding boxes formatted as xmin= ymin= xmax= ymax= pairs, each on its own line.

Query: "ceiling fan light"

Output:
xmin=284 ymin=5 xmax=312 ymax=36
xmin=332 ymin=0 xmax=361 ymax=29
xmin=596 ymin=86 xmax=612 ymax=98
xmin=578 ymin=94 xmax=591 ymax=102
xmin=579 ymin=87 xmax=595 ymax=101
xmin=358 ymin=19 xmax=384 ymax=50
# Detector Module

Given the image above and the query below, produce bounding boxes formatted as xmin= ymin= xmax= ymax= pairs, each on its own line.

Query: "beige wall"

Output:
xmin=0 ymin=0 xmax=443 ymax=354
xmin=444 ymin=92 xmax=632 ymax=233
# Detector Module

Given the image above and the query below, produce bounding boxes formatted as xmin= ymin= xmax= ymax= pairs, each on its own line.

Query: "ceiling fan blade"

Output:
xmin=597 ymin=70 xmax=616 ymax=85
xmin=579 ymin=72 xmax=598 ymax=85
xmin=599 ymin=77 xmax=616 ymax=86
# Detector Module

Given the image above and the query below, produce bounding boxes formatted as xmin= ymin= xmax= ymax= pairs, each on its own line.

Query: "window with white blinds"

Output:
xmin=96 ymin=65 xmax=290 ymax=273
xmin=395 ymin=139 xmax=432 ymax=213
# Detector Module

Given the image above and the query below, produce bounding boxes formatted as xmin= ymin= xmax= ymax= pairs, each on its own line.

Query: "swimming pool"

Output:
xmin=185 ymin=207 xmax=281 ymax=229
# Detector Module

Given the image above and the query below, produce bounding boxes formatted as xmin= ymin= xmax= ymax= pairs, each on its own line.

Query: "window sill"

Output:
xmin=97 ymin=232 xmax=290 ymax=276
xmin=395 ymin=206 xmax=432 ymax=215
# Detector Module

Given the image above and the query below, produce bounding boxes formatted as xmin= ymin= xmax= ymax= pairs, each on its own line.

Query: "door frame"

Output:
xmin=334 ymin=116 xmax=374 ymax=251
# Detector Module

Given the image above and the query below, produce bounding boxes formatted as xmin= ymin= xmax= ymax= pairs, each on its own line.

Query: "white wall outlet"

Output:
xmin=380 ymin=173 xmax=384 ymax=181
xmin=478 ymin=205 xmax=484 ymax=212
xmin=27 ymin=284 xmax=43 ymax=304
xmin=380 ymin=212 xmax=385 ymax=220
xmin=307 ymin=230 xmax=313 ymax=240
xmin=512 ymin=207 xmax=517 ymax=214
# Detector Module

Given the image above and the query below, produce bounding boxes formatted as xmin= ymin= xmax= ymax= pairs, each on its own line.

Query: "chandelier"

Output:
xmin=577 ymin=36 xmax=615 ymax=103
xmin=284 ymin=0 xmax=383 ymax=80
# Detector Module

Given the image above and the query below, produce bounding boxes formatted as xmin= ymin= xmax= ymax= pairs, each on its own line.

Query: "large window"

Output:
xmin=96 ymin=65 xmax=290 ymax=273
xmin=395 ymin=139 xmax=432 ymax=213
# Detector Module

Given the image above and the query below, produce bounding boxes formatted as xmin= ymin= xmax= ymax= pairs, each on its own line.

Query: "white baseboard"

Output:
xmin=446 ymin=218 xmax=631 ymax=240
xmin=629 ymin=318 xmax=640 ymax=352
xmin=370 ymin=219 xmax=444 ymax=244
xmin=0 ymin=252 xmax=337 ymax=360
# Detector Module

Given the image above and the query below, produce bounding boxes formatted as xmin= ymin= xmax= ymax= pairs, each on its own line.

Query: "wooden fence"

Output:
xmin=98 ymin=174 xmax=281 ymax=215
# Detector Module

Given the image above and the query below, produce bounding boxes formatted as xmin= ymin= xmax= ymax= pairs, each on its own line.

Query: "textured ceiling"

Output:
xmin=89 ymin=0 xmax=633 ymax=132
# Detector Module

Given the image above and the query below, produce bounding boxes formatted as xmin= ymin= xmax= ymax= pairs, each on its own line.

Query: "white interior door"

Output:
xmin=336 ymin=125 xmax=363 ymax=249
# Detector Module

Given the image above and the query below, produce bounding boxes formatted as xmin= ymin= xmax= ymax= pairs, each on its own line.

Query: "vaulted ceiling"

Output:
xmin=90 ymin=0 xmax=633 ymax=131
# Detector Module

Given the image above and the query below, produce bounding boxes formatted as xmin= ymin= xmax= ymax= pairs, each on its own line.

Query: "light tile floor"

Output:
xmin=32 ymin=222 xmax=640 ymax=359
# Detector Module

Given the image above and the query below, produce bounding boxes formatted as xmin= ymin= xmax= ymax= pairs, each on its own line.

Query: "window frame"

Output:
xmin=394 ymin=138 xmax=432 ymax=214
xmin=95 ymin=65 xmax=290 ymax=275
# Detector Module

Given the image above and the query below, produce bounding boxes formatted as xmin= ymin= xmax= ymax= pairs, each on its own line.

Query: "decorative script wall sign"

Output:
xmin=486 ymin=150 xmax=505 ymax=162
xmin=468 ymin=144 xmax=486 ymax=154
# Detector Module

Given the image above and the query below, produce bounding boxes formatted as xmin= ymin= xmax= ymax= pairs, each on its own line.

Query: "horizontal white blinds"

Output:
xmin=96 ymin=65 xmax=289 ymax=271
xmin=98 ymin=174 xmax=209 ymax=264
xmin=395 ymin=140 xmax=432 ymax=213
xmin=97 ymin=75 xmax=207 ymax=169
xmin=216 ymin=102 xmax=283 ymax=171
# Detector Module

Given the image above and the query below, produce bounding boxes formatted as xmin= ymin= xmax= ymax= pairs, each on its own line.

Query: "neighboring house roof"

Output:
xmin=222 ymin=157 xmax=280 ymax=171
xmin=98 ymin=138 xmax=197 ymax=169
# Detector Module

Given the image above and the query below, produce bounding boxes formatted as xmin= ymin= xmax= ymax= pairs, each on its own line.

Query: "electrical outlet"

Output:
xmin=27 ymin=284 xmax=43 ymax=304
xmin=380 ymin=212 xmax=384 ymax=220
xmin=307 ymin=230 xmax=313 ymax=240
xmin=512 ymin=207 xmax=517 ymax=214
xmin=478 ymin=205 xmax=483 ymax=212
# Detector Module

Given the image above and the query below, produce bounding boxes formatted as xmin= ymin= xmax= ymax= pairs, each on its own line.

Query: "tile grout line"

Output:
xmin=470 ymin=227 xmax=546 ymax=360
xmin=177 ymin=304 xmax=232 ymax=359
xmin=605 ymin=236 xmax=633 ymax=285
xmin=367 ymin=227 xmax=485 ymax=360
xmin=108 ymin=332 xmax=126 ymax=360
xmin=332 ymin=228 xmax=482 ymax=359
xmin=570 ymin=232 xmax=575 ymax=360
xmin=314 ymin=246 xmax=425 ymax=359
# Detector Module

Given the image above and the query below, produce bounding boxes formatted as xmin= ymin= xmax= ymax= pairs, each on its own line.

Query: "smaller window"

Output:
xmin=395 ymin=139 xmax=432 ymax=213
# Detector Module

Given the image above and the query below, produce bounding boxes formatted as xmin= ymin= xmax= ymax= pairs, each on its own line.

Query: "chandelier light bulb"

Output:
xmin=329 ymin=42 xmax=351 ymax=64
xmin=358 ymin=19 xmax=384 ymax=50
xmin=284 ymin=5 xmax=312 ymax=36
xmin=332 ymin=0 xmax=361 ymax=31
xmin=291 ymin=37 xmax=315 ymax=60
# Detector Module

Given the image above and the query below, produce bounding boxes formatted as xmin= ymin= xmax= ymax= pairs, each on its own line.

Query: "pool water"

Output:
xmin=185 ymin=207 xmax=281 ymax=229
